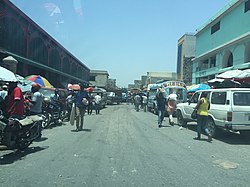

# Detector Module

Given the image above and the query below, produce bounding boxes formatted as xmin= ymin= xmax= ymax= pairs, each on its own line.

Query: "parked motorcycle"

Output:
xmin=41 ymin=100 xmax=64 ymax=129
xmin=0 ymin=114 xmax=43 ymax=150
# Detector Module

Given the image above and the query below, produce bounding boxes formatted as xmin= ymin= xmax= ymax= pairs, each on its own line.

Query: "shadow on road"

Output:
xmin=186 ymin=125 xmax=250 ymax=145
xmin=0 ymin=146 xmax=48 ymax=165
xmin=71 ymin=128 xmax=92 ymax=132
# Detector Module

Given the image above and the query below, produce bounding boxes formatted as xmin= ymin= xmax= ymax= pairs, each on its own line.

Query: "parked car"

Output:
xmin=176 ymin=88 xmax=250 ymax=137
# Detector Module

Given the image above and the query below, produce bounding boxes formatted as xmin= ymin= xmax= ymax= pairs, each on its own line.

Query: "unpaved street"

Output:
xmin=1 ymin=104 xmax=250 ymax=187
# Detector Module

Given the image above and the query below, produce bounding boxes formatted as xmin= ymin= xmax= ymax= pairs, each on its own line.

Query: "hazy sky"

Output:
xmin=10 ymin=0 xmax=231 ymax=87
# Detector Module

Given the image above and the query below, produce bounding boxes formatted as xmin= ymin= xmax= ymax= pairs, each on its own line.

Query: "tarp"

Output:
xmin=187 ymin=84 xmax=211 ymax=93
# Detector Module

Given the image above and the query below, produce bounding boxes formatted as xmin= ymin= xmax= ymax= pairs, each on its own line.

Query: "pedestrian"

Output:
xmin=193 ymin=92 xmax=212 ymax=141
xmin=74 ymin=83 xmax=89 ymax=131
xmin=94 ymin=93 xmax=102 ymax=114
xmin=87 ymin=93 xmax=94 ymax=115
xmin=29 ymin=83 xmax=44 ymax=138
xmin=141 ymin=94 xmax=147 ymax=112
xmin=7 ymin=81 xmax=24 ymax=119
xmin=134 ymin=94 xmax=141 ymax=112
xmin=167 ymin=93 xmax=177 ymax=126
xmin=156 ymin=88 xmax=167 ymax=128
xmin=66 ymin=89 xmax=75 ymax=121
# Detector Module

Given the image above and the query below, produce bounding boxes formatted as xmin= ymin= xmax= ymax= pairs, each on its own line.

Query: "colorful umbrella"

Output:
xmin=25 ymin=75 xmax=53 ymax=88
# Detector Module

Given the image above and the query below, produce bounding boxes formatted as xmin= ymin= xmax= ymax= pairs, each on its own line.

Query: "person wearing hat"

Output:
xmin=28 ymin=83 xmax=44 ymax=138
xmin=73 ymin=83 xmax=89 ymax=131
xmin=29 ymin=83 xmax=44 ymax=115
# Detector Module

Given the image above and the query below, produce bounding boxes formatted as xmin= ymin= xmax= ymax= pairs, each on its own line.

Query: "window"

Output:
xmin=210 ymin=56 xmax=216 ymax=68
xmin=190 ymin=92 xmax=200 ymax=104
xmin=234 ymin=92 xmax=250 ymax=106
xmin=245 ymin=0 xmax=250 ymax=13
xmin=211 ymin=92 xmax=226 ymax=105
xmin=211 ymin=21 xmax=220 ymax=34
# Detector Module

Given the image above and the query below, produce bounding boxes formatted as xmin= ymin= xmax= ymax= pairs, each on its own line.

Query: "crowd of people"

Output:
xmin=130 ymin=88 xmax=212 ymax=142
xmin=0 ymin=81 xmax=104 ymax=136
xmin=0 ymin=81 xmax=211 ymax=142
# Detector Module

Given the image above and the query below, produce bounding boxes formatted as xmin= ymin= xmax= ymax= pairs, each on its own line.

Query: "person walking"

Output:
xmin=94 ymin=93 xmax=102 ymax=114
xmin=156 ymin=88 xmax=167 ymax=128
xmin=167 ymin=93 xmax=177 ymax=126
xmin=193 ymin=92 xmax=212 ymax=141
xmin=134 ymin=94 xmax=141 ymax=112
xmin=74 ymin=83 xmax=89 ymax=131
xmin=141 ymin=94 xmax=147 ymax=112
xmin=87 ymin=93 xmax=94 ymax=115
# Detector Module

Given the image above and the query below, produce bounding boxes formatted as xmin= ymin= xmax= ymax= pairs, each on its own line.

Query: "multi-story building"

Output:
xmin=89 ymin=70 xmax=109 ymax=89
xmin=0 ymin=0 xmax=90 ymax=87
xmin=146 ymin=71 xmax=177 ymax=85
xmin=192 ymin=0 xmax=250 ymax=84
xmin=177 ymin=33 xmax=196 ymax=85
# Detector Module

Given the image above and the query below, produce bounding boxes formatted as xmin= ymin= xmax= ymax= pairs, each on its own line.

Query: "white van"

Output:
xmin=176 ymin=88 xmax=250 ymax=137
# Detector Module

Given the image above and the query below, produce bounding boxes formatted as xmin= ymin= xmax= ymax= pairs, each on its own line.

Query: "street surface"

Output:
xmin=1 ymin=104 xmax=250 ymax=187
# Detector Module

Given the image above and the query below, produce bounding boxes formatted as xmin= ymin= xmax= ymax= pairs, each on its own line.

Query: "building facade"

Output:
xmin=146 ymin=71 xmax=177 ymax=85
xmin=89 ymin=70 xmax=109 ymax=89
xmin=0 ymin=0 xmax=89 ymax=87
xmin=177 ymin=34 xmax=196 ymax=85
xmin=192 ymin=0 xmax=250 ymax=84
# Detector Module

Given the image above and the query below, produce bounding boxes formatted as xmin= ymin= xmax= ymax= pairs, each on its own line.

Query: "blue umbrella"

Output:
xmin=187 ymin=84 xmax=211 ymax=93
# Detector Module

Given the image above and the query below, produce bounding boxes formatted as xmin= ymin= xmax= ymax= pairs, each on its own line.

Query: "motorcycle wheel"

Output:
xmin=16 ymin=138 xmax=32 ymax=151
xmin=42 ymin=112 xmax=51 ymax=129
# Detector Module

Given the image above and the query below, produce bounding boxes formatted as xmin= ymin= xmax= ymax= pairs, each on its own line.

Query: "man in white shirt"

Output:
xmin=29 ymin=83 xmax=44 ymax=138
xmin=94 ymin=93 xmax=102 ymax=114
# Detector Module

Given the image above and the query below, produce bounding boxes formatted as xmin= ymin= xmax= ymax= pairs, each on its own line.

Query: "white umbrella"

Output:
xmin=216 ymin=70 xmax=242 ymax=79
xmin=208 ymin=78 xmax=225 ymax=83
xmin=235 ymin=69 xmax=250 ymax=79
xmin=0 ymin=66 xmax=18 ymax=82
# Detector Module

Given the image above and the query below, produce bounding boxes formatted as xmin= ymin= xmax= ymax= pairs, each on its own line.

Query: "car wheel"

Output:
xmin=206 ymin=117 xmax=217 ymax=137
xmin=177 ymin=110 xmax=187 ymax=127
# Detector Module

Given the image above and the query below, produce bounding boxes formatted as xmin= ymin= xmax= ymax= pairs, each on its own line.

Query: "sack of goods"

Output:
xmin=82 ymin=98 xmax=89 ymax=105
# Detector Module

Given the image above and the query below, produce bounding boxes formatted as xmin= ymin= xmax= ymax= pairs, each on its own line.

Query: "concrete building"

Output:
xmin=106 ymin=78 xmax=117 ymax=91
xmin=89 ymin=70 xmax=109 ymax=88
xmin=0 ymin=0 xmax=89 ymax=87
xmin=192 ymin=0 xmax=250 ymax=84
xmin=146 ymin=71 xmax=177 ymax=85
xmin=177 ymin=34 xmax=196 ymax=85
xmin=134 ymin=80 xmax=142 ymax=89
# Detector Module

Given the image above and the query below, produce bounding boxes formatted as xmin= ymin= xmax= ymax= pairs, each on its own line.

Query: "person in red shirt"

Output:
xmin=7 ymin=82 xmax=24 ymax=119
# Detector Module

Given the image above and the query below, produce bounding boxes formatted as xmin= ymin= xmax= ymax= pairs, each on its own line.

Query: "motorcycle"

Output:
xmin=0 ymin=114 xmax=43 ymax=150
xmin=41 ymin=100 xmax=64 ymax=129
